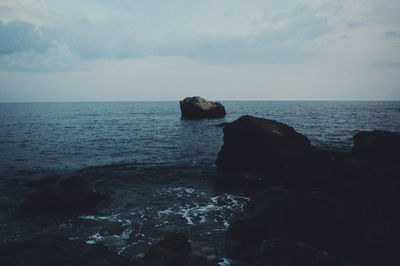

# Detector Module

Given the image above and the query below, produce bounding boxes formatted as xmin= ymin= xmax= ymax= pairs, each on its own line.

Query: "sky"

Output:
xmin=0 ymin=0 xmax=399 ymax=102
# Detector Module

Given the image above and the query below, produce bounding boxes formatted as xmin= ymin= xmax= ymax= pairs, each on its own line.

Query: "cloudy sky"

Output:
xmin=0 ymin=0 xmax=399 ymax=102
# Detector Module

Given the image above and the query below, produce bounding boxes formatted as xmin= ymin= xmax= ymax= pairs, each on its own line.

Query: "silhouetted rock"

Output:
xmin=225 ymin=188 xmax=346 ymax=263
xmin=254 ymin=239 xmax=332 ymax=266
xmin=216 ymin=116 xmax=400 ymax=265
xmin=189 ymin=240 xmax=227 ymax=266
xmin=225 ymin=171 xmax=400 ymax=265
xmin=180 ymin=96 xmax=226 ymax=119
xmin=215 ymin=122 xmax=231 ymax=127
xmin=144 ymin=233 xmax=191 ymax=266
xmin=216 ymin=115 xmax=314 ymax=190
xmin=217 ymin=115 xmax=312 ymax=173
xmin=25 ymin=176 xmax=57 ymax=188
xmin=352 ymin=130 xmax=400 ymax=166
xmin=0 ymin=235 xmax=135 ymax=266
xmin=20 ymin=175 xmax=103 ymax=216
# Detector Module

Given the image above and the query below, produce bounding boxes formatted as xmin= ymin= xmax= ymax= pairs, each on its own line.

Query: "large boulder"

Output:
xmin=352 ymin=130 xmax=400 ymax=166
xmin=216 ymin=115 xmax=314 ymax=190
xmin=20 ymin=175 xmax=103 ymax=216
xmin=0 ymin=235 xmax=135 ymax=266
xmin=180 ymin=96 xmax=226 ymax=119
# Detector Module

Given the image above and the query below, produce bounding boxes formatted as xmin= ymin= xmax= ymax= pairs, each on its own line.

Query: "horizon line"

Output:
xmin=1 ymin=99 xmax=400 ymax=104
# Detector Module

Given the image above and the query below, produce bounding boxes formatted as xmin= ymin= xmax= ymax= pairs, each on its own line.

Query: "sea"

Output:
xmin=0 ymin=101 xmax=399 ymax=260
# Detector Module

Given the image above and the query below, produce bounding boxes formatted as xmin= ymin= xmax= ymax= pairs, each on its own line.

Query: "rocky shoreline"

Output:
xmin=2 ymin=114 xmax=399 ymax=266
xmin=219 ymin=115 xmax=400 ymax=266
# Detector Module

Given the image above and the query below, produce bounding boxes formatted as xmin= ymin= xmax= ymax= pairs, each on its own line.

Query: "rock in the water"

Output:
xmin=144 ymin=233 xmax=191 ymax=266
xmin=0 ymin=235 xmax=135 ymax=266
xmin=180 ymin=96 xmax=226 ymax=119
xmin=352 ymin=130 xmax=400 ymax=166
xmin=216 ymin=115 xmax=312 ymax=177
xmin=20 ymin=175 xmax=103 ymax=216
xmin=215 ymin=122 xmax=231 ymax=127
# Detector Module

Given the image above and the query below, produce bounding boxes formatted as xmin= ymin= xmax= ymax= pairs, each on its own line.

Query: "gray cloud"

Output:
xmin=0 ymin=0 xmax=399 ymax=73
xmin=0 ymin=20 xmax=53 ymax=55
xmin=385 ymin=30 xmax=400 ymax=39
xmin=31 ymin=2 xmax=333 ymax=65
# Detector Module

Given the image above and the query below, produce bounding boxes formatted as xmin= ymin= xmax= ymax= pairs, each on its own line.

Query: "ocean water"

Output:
xmin=0 ymin=101 xmax=399 ymax=258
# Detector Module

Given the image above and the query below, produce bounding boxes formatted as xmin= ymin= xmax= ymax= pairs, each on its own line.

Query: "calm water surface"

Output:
xmin=1 ymin=101 xmax=399 ymax=175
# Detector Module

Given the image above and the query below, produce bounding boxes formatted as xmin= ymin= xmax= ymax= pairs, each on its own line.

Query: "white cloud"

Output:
xmin=0 ymin=0 xmax=337 ymax=68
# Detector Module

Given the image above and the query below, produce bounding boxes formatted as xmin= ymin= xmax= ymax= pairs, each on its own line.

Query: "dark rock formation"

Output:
xmin=218 ymin=118 xmax=400 ymax=266
xmin=217 ymin=115 xmax=312 ymax=173
xmin=0 ymin=235 xmax=135 ymax=266
xmin=20 ymin=175 xmax=103 ymax=216
xmin=225 ymin=188 xmax=344 ymax=263
xmin=225 ymin=183 xmax=400 ymax=266
xmin=25 ymin=176 xmax=57 ymax=188
xmin=352 ymin=130 xmax=400 ymax=166
xmin=180 ymin=96 xmax=226 ymax=119
xmin=216 ymin=115 xmax=317 ymax=192
xmin=215 ymin=122 xmax=231 ymax=127
xmin=144 ymin=233 xmax=191 ymax=266
xmin=254 ymin=240 xmax=332 ymax=266
xmin=143 ymin=233 xmax=225 ymax=266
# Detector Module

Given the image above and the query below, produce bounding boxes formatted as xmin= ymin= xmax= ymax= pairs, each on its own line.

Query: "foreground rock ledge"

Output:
xmin=0 ymin=235 xmax=134 ymax=266
xmin=352 ymin=130 xmax=400 ymax=166
xmin=218 ymin=115 xmax=400 ymax=266
xmin=180 ymin=96 xmax=226 ymax=119
xmin=20 ymin=175 xmax=103 ymax=216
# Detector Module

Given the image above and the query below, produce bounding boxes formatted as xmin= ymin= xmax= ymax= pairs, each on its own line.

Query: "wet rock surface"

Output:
xmin=216 ymin=115 xmax=317 ymax=192
xmin=352 ymin=130 xmax=400 ymax=166
xmin=218 ymin=115 xmax=400 ymax=266
xmin=180 ymin=96 xmax=226 ymax=119
xmin=216 ymin=115 xmax=312 ymax=173
xmin=143 ymin=232 xmax=225 ymax=266
xmin=215 ymin=122 xmax=231 ymax=127
xmin=143 ymin=232 xmax=191 ymax=266
xmin=20 ymin=175 xmax=103 ymax=216
xmin=0 ymin=234 xmax=135 ymax=266
xmin=254 ymin=239 xmax=333 ymax=266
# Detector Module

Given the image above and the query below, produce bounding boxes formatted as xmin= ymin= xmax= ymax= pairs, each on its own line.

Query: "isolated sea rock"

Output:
xmin=352 ymin=130 xmax=400 ymax=166
xmin=20 ymin=175 xmax=103 ymax=216
xmin=180 ymin=96 xmax=226 ymax=119
xmin=0 ymin=235 xmax=135 ymax=266
xmin=216 ymin=115 xmax=313 ymax=189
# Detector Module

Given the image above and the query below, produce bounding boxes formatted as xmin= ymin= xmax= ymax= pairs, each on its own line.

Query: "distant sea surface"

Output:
xmin=1 ymin=101 xmax=399 ymax=258
xmin=2 ymin=101 xmax=400 ymax=173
